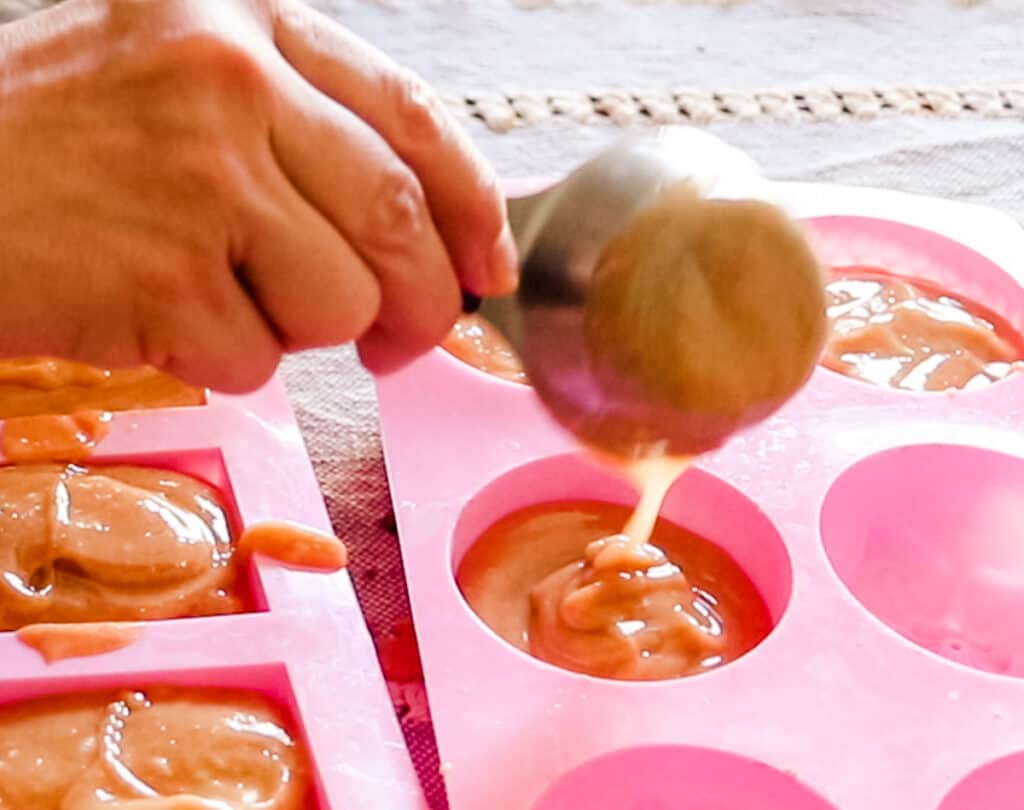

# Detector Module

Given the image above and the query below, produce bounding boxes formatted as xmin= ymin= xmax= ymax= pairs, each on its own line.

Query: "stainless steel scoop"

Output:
xmin=463 ymin=128 xmax=781 ymax=458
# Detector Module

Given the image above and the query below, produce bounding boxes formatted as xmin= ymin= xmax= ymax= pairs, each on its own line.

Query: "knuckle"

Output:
xmin=363 ymin=163 xmax=429 ymax=248
xmin=136 ymin=253 xmax=217 ymax=316
xmin=169 ymin=32 xmax=271 ymax=106
xmin=384 ymin=68 xmax=449 ymax=146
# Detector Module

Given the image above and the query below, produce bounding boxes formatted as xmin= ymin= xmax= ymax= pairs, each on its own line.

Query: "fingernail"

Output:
xmin=488 ymin=221 xmax=519 ymax=296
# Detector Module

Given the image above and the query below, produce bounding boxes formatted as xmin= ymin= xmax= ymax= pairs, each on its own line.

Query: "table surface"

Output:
xmin=4 ymin=1 xmax=1022 ymax=807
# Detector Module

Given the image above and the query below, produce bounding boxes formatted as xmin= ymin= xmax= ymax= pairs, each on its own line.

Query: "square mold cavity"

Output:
xmin=0 ymin=446 xmax=270 ymax=621
xmin=0 ymin=372 xmax=424 ymax=808
xmin=0 ymin=662 xmax=329 ymax=810
xmin=377 ymin=181 xmax=1024 ymax=810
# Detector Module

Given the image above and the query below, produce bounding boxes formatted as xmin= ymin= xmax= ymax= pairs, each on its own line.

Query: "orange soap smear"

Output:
xmin=17 ymin=622 xmax=144 ymax=663
xmin=458 ymin=500 xmax=772 ymax=681
xmin=824 ymin=266 xmax=1024 ymax=392
xmin=442 ymin=314 xmax=527 ymax=383
xmin=2 ymin=410 xmax=111 ymax=463
xmin=0 ymin=687 xmax=312 ymax=809
xmin=0 ymin=464 xmax=245 ymax=630
xmin=238 ymin=521 xmax=349 ymax=571
xmin=0 ymin=358 xmax=204 ymax=419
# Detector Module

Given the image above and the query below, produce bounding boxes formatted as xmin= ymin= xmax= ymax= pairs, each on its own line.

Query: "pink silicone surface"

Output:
xmin=0 ymin=379 xmax=427 ymax=809
xmin=376 ymin=179 xmax=1024 ymax=810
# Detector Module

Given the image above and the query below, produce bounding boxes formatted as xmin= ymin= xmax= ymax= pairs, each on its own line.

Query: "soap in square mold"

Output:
xmin=0 ymin=358 xmax=205 ymax=419
xmin=2 ymin=372 xmax=427 ymax=809
xmin=0 ymin=448 xmax=264 ymax=633
xmin=0 ymin=662 xmax=322 ymax=809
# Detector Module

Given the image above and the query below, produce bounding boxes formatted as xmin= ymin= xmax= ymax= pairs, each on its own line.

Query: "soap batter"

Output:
xmin=824 ymin=266 xmax=1024 ymax=391
xmin=238 ymin=521 xmax=349 ymax=572
xmin=0 ymin=464 xmax=244 ymax=630
xmin=2 ymin=411 xmax=112 ymax=463
xmin=0 ymin=687 xmax=311 ymax=808
xmin=458 ymin=499 xmax=772 ymax=681
xmin=17 ymin=622 xmax=145 ymax=663
xmin=0 ymin=359 xmax=204 ymax=419
xmin=442 ymin=314 xmax=527 ymax=383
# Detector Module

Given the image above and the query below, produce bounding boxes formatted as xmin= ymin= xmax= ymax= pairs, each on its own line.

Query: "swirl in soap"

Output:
xmin=0 ymin=687 xmax=310 ymax=808
xmin=458 ymin=501 xmax=771 ymax=681
xmin=824 ymin=267 xmax=1024 ymax=391
xmin=0 ymin=464 xmax=243 ymax=630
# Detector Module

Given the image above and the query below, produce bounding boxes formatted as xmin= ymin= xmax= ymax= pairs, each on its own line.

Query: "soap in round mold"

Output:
xmin=824 ymin=266 xmax=1024 ymax=391
xmin=0 ymin=686 xmax=311 ymax=808
xmin=0 ymin=464 xmax=244 ymax=630
xmin=457 ymin=500 xmax=772 ymax=681
xmin=0 ymin=357 xmax=204 ymax=419
xmin=442 ymin=314 xmax=527 ymax=384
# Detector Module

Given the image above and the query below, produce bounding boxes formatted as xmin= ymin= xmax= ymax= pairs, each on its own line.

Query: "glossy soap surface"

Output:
xmin=458 ymin=500 xmax=772 ymax=681
xmin=0 ymin=687 xmax=311 ymax=808
xmin=824 ymin=266 xmax=1024 ymax=391
xmin=0 ymin=464 xmax=242 ymax=631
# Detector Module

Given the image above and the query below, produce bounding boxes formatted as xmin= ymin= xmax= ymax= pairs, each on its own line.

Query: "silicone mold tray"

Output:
xmin=376 ymin=179 xmax=1024 ymax=810
xmin=0 ymin=378 xmax=426 ymax=809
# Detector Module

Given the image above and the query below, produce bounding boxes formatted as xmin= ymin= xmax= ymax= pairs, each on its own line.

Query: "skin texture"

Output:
xmin=0 ymin=0 xmax=517 ymax=390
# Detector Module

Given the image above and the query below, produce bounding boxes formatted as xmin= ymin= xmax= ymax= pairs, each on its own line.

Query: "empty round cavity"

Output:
xmin=453 ymin=454 xmax=791 ymax=681
xmin=822 ymin=444 xmax=1024 ymax=676
xmin=939 ymin=752 xmax=1024 ymax=810
xmin=808 ymin=217 xmax=1024 ymax=394
xmin=531 ymin=745 xmax=838 ymax=810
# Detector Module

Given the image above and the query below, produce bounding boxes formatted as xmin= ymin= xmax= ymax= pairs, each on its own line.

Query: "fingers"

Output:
xmin=134 ymin=251 xmax=285 ymax=394
xmin=271 ymin=0 xmax=518 ymax=298
xmin=265 ymin=68 xmax=461 ymax=371
xmin=239 ymin=147 xmax=384 ymax=357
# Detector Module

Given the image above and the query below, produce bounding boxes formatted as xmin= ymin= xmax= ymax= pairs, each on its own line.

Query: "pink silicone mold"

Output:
xmin=0 ymin=379 xmax=426 ymax=809
xmin=376 ymin=179 xmax=1024 ymax=809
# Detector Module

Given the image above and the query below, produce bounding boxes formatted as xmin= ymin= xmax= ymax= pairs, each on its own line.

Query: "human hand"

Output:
xmin=0 ymin=0 xmax=517 ymax=390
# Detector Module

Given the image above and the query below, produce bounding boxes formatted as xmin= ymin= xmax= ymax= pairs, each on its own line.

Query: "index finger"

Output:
xmin=271 ymin=0 xmax=518 ymax=298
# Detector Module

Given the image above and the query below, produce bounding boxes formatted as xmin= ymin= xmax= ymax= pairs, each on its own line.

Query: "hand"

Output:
xmin=0 ymin=0 xmax=517 ymax=390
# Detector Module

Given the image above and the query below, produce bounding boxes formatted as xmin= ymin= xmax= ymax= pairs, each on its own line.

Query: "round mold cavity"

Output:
xmin=806 ymin=215 xmax=1024 ymax=393
xmin=437 ymin=316 xmax=530 ymax=388
xmin=821 ymin=443 xmax=1024 ymax=677
xmin=938 ymin=752 xmax=1024 ymax=810
xmin=452 ymin=453 xmax=793 ymax=676
xmin=530 ymin=745 xmax=838 ymax=810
